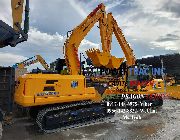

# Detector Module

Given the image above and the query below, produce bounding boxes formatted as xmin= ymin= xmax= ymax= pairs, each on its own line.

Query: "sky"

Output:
xmin=0 ymin=0 xmax=180 ymax=69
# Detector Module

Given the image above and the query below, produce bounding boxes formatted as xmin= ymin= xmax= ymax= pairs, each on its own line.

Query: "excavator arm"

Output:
xmin=65 ymin=3 xmax=108 ymax=75
xmin=36 ymin=55 xmax=50 ymax=70
xmin=106 ymin=13 xmax=136 ymax=66
xmin=65 ymin=3 xmax=136 ymax=75
xmin=87 ymin=13 xmax=136 ymax=68
xmin=13 ymin=55 xmax=50 ymax=70
xmin=0 ymin=0 xmax=29 ymax=48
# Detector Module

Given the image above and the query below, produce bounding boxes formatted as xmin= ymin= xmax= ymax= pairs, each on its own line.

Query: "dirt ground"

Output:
xmin=1 ymin=99 xmax=180 ymax=140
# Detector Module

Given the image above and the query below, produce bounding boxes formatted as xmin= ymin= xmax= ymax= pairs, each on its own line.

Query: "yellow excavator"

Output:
xmin=14 ymin=3 xmax=165 ymax=133
xmin=1 ymin=2 xmax=165 ymax=133
xmin=0 ymin=0 xmax=29 ymax=48
xmin=12 ymin=55 xmax=50 ymax=80
xmin=13 ymin=55 xmax=50 ymax=70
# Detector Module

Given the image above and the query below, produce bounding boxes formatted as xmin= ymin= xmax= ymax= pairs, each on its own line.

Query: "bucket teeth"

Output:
xmin=86 ymin=49 xmax=110 ymax=67
xmin=86 ymin=48 xmax=124 ymax=69
xmin=106 ymin=56 xmax=124 ymax=69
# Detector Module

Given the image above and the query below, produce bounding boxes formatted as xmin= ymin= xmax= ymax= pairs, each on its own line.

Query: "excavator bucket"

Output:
xmin=0 ymin=20 xmax=16 ymax=48
xmin=106 ymin=56 xmax=124 ymax=69
xmin=86 ymin=49 xmax=110 ymax=67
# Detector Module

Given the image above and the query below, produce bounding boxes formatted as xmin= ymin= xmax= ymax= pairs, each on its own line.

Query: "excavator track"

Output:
xmin=36 ymin=101 xmax=114 ymax=133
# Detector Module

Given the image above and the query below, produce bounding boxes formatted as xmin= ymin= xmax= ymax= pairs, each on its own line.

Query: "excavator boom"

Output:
xmin=64 ymin=3 xmax=108 ymax=75
xmin=65 ymin=3 xmax=136 ymax=75
xmin=107 ymin=13 xmax=136 ymax=66
xmin=13 ymin=55 xmax=50 ymax=70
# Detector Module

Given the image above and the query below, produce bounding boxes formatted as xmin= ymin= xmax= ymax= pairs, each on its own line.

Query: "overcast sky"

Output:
xmin=0 ymin=0 xmax=180 ymax=68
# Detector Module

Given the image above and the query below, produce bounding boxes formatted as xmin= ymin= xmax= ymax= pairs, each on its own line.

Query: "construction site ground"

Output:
xmin=1 ymin=99 xmax=180 ymax=140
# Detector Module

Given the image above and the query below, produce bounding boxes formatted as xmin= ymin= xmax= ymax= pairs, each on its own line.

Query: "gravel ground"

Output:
xmin=2 ymin=99 xmax=180 ymax=140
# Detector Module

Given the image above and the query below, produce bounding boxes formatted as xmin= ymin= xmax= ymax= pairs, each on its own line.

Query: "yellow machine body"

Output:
xmin=167 ymin=86 xmax=180 ymax=99
xmin=14 ymin=74 xmax=101 ymax=107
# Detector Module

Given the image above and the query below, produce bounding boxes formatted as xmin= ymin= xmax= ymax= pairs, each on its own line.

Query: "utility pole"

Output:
xmin=161 ymin=58 xmax=166 ymax=94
